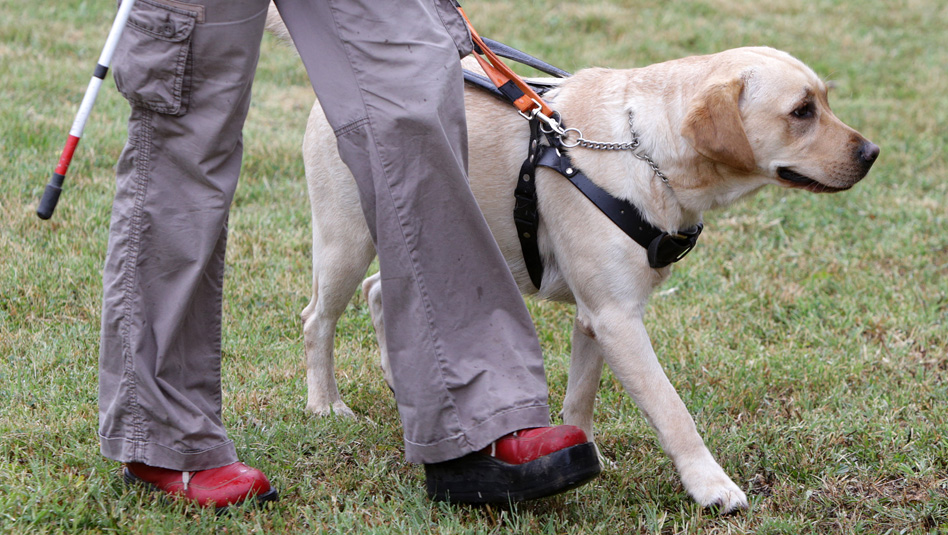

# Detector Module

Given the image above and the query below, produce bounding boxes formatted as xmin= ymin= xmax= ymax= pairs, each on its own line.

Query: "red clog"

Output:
xmin=425 ymin=425 xmax=600 ymax=503
xmin=124 ymin=461 xmax=278 ymax=509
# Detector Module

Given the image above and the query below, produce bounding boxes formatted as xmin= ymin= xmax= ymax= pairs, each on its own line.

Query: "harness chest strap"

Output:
xmin=535 ymin=146 xmax=703 ymax=270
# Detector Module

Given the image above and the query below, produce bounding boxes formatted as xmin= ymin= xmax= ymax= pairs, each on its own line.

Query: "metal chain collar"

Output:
xmin=541 ymin=112 xmax=669 ymax=184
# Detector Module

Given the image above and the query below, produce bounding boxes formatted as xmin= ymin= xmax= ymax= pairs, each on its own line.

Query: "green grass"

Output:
xmin=1 ymin=0 xmax=946 ymax=533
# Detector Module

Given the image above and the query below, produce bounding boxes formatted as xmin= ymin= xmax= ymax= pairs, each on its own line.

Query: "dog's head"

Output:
xmin=681 ymin=47 xmax=879 ymax=193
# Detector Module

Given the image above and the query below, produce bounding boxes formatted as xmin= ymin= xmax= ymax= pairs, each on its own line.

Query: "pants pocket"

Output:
xmin=112 ymin=0 xmax=200 ymax=115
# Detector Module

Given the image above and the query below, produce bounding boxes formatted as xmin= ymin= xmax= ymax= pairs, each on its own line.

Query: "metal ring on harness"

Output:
xmin=558 ymin=128 xmax=583 ymax=149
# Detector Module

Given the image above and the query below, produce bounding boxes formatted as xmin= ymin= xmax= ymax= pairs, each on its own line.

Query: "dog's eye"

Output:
xmin=792 ymin=102 xmax=815 ymax=119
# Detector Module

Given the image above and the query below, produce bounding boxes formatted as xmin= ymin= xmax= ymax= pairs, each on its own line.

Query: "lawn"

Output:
xmin=1 ymin=0 xmax=946 ymax=533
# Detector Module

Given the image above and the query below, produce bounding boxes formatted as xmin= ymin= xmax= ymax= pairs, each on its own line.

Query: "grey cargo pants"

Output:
xmin=98 ymin=0 xmax=551 ymax=471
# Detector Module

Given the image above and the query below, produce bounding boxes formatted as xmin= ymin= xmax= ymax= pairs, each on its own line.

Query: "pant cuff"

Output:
xmin=403 ymin=403 xmax=551 ymax=464
xmin=99 ymin=434 xmax=238 ymax=472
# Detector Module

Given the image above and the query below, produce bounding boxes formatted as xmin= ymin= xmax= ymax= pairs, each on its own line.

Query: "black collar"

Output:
xmin=514 ymin=117 xmax=703 ymax=290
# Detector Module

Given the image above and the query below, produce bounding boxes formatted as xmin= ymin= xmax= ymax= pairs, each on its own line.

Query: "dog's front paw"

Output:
xmin=306 ymin=399 xmax=356 ymax=418
xmin=592 ymin=443 xmax=616 ymax=470
xmin=680 ymin=463 xmax=749 ymax=513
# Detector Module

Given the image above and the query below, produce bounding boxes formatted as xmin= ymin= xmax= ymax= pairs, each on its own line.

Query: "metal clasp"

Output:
xmin=522 ymin=102 xmax=566 ymax=137
xmin=517 ymin=98 xmax=543 ymax=121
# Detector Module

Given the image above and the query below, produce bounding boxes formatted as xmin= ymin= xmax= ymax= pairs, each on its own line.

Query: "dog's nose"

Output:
xmin=859 ymin=141 xmax=880 ymax=165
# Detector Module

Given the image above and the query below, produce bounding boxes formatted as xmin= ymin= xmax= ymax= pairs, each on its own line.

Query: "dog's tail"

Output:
xmin=265 ymin=3 xmax=294 ymax=48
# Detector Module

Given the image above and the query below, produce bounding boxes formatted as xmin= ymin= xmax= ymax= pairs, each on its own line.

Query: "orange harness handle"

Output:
xmin=457 ymin=6 xmax=562 ymax=131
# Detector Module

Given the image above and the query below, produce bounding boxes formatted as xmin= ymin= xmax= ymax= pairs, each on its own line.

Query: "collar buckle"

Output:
xmin=647 ymin=224 xmax=704 ymax=269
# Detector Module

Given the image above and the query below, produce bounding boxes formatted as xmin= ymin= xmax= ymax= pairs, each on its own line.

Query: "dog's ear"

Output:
xmin=681 ymin=77 xmax=756 ymax=173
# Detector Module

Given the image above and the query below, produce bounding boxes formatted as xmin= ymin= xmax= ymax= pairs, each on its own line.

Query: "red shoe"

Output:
xmin=124 ymin=461 xmax=278 ymax=509
xmin=485 ymin=426 xmax=591 ymax=463
xmin=425 ymin=425 xmax=600 ymax=503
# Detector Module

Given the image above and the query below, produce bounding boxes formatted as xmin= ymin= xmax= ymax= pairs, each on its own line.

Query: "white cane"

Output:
xmin=37 ymin=0 xmax=137 ymax=220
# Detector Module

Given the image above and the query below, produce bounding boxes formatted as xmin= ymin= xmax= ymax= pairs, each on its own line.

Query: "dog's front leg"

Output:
xmin=593 ymin=307 xmax=748 ymax=512
xmin=362 ymin=272 xmax=395 ymax=391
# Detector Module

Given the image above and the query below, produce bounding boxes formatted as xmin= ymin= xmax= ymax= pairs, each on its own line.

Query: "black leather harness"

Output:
xmin=464 ymin=40 xmax=703 ymax=290
xmin=514 ymin=117 xmax=703 ymax=288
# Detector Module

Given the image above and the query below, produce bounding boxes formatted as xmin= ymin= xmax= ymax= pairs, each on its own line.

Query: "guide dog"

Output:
xmin=293 ymin=44 xmax=878 ymax=511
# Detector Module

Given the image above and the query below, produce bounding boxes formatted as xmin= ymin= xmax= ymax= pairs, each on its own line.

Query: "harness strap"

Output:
xmin=478 ymin=37 xmax=571 ymax=79
xmin=457 ymin=6 xmax=557 ymax=123
xmin=535 ymin=146 xmax=703 ymax=269
xmin=514 ymin=118 xmax=545 ymax=289
xmin=463 ymin=70 xmax=557 ymax=103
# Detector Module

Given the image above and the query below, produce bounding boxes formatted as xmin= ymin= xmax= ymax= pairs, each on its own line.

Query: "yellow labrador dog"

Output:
xmin=296 ymin=46 xmax=878 ymax=511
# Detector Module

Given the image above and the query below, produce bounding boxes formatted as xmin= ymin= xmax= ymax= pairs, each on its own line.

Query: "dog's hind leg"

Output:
xmin=301 ymin=234 xmax=373 ymax=417
xmin=301 ymin=102 xmax=376 ymax=418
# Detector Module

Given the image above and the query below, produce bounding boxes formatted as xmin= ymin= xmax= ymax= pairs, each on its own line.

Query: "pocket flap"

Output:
xmin=126 ymin=0 xmax=197 ymax=42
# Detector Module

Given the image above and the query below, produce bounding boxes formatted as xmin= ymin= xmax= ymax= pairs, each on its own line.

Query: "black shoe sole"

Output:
xmin=123 ymin=468 xmax=279 ymax=512
xmin=424 ymin=442 xmax=601 ymax=504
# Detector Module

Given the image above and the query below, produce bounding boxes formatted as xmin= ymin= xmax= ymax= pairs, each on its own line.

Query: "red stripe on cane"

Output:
xmin=55 ymin=135 xmax=81 ymax=176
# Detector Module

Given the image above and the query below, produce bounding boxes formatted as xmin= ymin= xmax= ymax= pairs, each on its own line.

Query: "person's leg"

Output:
xmin=275 ymin=0 xmax=600 ymax=502
xmin=275 ymin=0 xmax=551 ymax=464
xmin=98 ymin=0 xmax=273 ymax=502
